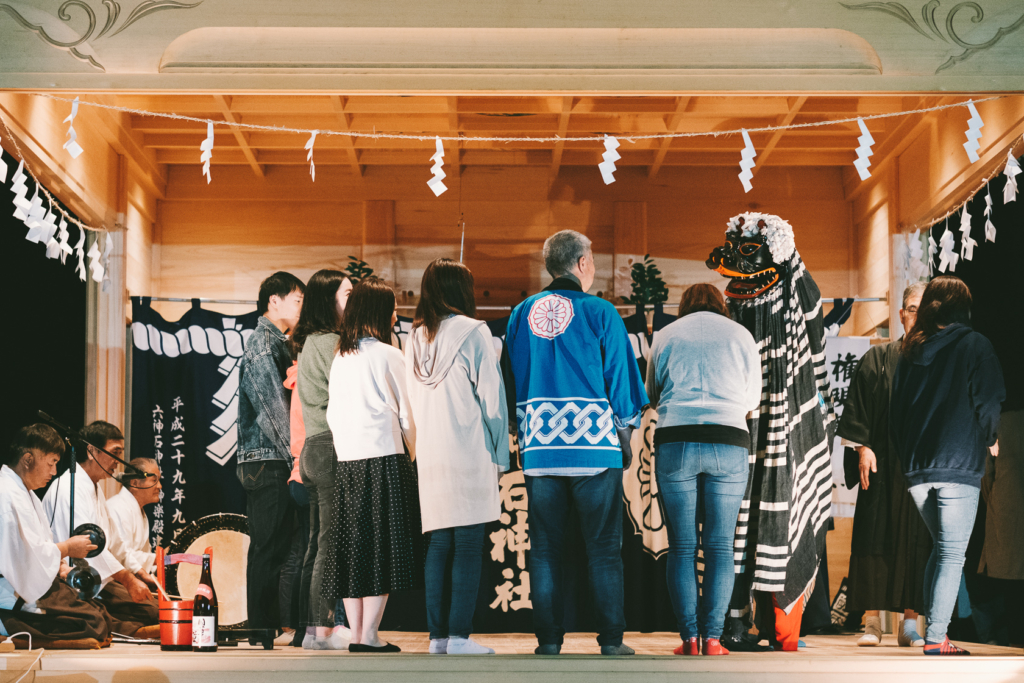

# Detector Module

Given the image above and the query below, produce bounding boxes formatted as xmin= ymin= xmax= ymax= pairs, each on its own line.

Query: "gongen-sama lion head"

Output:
xmin=705 ymin=212 xmax=796 ymax=300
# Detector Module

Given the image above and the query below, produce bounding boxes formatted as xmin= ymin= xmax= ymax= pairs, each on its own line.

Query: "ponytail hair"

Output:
xmin=901 ymin=275 xmax=972 ymax=358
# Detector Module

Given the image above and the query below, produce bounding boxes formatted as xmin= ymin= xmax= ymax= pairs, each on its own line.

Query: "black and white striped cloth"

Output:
xmin=728 ymin=255 xmax=837 ymax=613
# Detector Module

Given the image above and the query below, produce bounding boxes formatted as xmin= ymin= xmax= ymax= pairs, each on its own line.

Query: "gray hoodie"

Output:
xmin=405 ymin=315 xmax=510 ymax=532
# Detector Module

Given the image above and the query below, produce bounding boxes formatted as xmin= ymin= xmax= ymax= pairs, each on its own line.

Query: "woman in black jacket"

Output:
xmin=890 ymin=276 xmax=1005 ymax=656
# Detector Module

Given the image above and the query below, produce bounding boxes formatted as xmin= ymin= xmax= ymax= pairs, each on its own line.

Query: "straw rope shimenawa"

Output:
xmin=32 ymin=93 xmax=1005 ymax=144
xmin=1 ymin=93 xmax=1016 ymax=234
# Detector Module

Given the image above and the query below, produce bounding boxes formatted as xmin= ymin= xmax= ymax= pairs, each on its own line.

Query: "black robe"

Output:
xmin=836 ymin=339 xmax=931 ymax=613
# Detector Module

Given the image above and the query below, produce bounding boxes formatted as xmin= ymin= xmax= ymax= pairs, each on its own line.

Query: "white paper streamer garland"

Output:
xmin=598 ymin=135 xmax=621 ymax=185
xmin=738 ymin=129 xmax=757 ymax=193
xmin=200 ymin=121 xmax=214 ymax=184
xmin=101 ymin=232 xmax=114 ymax=291
xmin=1004 ymin=151 xmax=1021 ymax=203
xmin=427 ymin=136 xmax=447 ymax=197
xmin=63 ymin=97 xmax=84 ymax=159
xmin=853 ymin=118 xmax=875 ymax=181
xmin=963 ymin=100 xmax=984 ymax=163
xmin=305 ymin=130 xmax=318 ymax=182
xmin=11 ymin=162 xmax=29 ymax=220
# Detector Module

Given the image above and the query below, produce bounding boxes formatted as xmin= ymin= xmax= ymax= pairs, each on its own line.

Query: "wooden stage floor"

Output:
xmin=4 ymin=632 xmax=1024 ymax=683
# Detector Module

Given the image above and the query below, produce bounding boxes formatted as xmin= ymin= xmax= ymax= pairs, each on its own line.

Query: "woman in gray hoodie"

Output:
xmin=406 ymin=258 xmax=509 ymax=656
xmin=646 ymin=283 xmax=761 ymax=656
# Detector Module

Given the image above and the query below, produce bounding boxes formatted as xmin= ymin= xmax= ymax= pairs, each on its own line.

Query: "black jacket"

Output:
xmin=891 ymin=324 xmax=1005 ymax=488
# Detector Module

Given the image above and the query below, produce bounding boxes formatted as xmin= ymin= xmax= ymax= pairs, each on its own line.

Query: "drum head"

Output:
xmin=167 ymin=513 xmax=249 ymax=627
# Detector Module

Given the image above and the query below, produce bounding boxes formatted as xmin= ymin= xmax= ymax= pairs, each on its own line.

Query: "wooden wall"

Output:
xmin=150 ymin=163 xmax=854 ymax=319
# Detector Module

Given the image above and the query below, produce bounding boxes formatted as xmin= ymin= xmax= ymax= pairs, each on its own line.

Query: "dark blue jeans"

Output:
xmin=655 ymin=441 xmax=748 ymax=640
xmin=237 ymin=459 xmax=294 ymax=631
xmin=524 ymin=467 xmax=625 ymax=647
xmin=424 ymin=524 xmax=486 ymax=640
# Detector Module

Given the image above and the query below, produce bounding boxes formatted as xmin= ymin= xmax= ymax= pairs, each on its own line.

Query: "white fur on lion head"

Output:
xmin=726 ymin=212 xmax=796 ymax=264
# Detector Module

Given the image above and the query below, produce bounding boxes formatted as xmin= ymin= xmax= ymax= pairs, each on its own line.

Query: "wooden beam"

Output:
xmin=751 ymin=95 xmax=807 ymax=178
xmin=213 ymin=95 xmax=265 ymax=178
xmin=843 ymin=96 xmax=952 ymax=202
xmin=328 ymin=96 xmax=364 ymax=177
xmin=550 ymin=96 xmax=574 ymax=180
xmin=648 ymin=96 xmax=691 ymax=180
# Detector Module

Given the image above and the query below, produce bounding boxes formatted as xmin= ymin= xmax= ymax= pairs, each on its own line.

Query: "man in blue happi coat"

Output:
xmin=507 ymin=229 xmax=648 ymax=656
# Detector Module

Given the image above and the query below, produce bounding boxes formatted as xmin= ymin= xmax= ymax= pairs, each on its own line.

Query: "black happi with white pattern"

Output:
xmin=729 ymin=255 xmax=837 ymax=612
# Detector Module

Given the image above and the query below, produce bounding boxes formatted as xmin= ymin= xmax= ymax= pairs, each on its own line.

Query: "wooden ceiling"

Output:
xmin=112 ymin=94 xmax=936 ymax=180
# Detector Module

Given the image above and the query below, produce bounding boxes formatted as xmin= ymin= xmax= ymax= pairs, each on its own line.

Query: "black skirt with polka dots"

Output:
xmin=324 ymin=452 xmax=425 ymax=599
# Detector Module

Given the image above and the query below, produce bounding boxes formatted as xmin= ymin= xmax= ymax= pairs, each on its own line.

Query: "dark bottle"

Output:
xmin=191 ymin=553 xmax=218 ymax=652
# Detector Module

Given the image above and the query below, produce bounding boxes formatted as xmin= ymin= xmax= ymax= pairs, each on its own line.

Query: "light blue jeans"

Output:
xmin=908 ymin=482 xmax=980 ymax=643
xmin=656 ymin=442 xmax=749 ymax=640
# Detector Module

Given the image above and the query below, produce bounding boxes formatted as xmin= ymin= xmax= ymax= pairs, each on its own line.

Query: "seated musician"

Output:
xmin=0 ymin=424 xmax=110 ymax=648
xmin=105 ymin=458 xmax=161 ymax=576
xmin=42 ymin=421 xmax=160 ymax=630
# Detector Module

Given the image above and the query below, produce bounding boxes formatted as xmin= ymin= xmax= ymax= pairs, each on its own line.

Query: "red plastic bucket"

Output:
xmin=159 ymin=599 xmax=194 ymax=651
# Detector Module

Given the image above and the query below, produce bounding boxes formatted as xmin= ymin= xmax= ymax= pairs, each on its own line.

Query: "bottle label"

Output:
xmin=195 ymin=585 xmax=213 ymax=601
xmin=192 ymin=616 xmax=216 ymax=647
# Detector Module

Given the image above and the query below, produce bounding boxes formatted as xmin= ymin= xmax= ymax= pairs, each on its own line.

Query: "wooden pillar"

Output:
xmin=362 ymin=200 xmax=396 ymax=288
xmin=86 ymin=155 xmax=128 ymax=431
xmin=613 ymin=202 xmax=648 ymax=301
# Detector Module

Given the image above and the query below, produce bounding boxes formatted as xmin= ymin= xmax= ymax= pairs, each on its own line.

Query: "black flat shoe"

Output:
xmin=349 ymin=643 xmax=401 ymax=653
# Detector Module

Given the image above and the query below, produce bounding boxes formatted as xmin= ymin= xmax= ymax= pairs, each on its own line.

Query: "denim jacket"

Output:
xmin=238 ymin=316 xmax=293 ymax=465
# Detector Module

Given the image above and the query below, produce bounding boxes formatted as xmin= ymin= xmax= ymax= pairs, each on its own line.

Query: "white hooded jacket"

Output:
xmin=406 ymin=315 xmax=509 ymax=532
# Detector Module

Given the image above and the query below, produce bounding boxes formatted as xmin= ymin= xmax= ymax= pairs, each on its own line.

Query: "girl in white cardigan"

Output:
xmin=325 ymin=276 xmax=421 ymax=654
xmin=406 ymin=258 xmax=509 ymax=655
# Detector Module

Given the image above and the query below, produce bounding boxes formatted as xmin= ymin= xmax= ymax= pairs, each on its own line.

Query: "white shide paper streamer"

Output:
xmin=958 ymin=207 xmax=977 ymax=261
xmin=853 ymin=118 xmax=875 ymax=181
xmin=427 ymin=136 xmax=447 ymax=197
xmin=305 ymin=130 xmax=318 ymax=182
xmin=87 ymin=239 xmax=104 ymax=282
xmin=73 ymin=228 xmax=86 ymax=281
xmin=62 ymin=96 xmax=84 ymax=159
xmin=1004 ymin=151 xmax=1021 ymax=203
xmin=984 ymin=186 xmax=996 ymax=243
xmin=937 ymin=221 xmax=959 ymax=273
xmin=200 ymin=121 xmax=214 ymax=184
xmin=738 ymin=129 xmax=757 ymax=193
xmin=598 ymin=135 xmax=621 ymax=185
xmin=962 ymin=100 xmax=984 ymax=163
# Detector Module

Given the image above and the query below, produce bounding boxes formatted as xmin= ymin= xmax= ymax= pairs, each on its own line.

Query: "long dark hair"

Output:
xmin=336 ymin=276 xmax=396 ymax=356
xmin=413 ymin=258 xmax=476 ymax=342
xmin=289 ymin=269 xmax=348 ymax=356
xmin=901 ymin=275 xmax=972 ymax=358
xmin=678 ymin=283 xmax=730 ymax=319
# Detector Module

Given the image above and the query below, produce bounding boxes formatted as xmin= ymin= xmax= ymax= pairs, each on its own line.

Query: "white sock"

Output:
xmin=327 ymin=629 xmax=351 ymax=650
xmin=447 ymin=637 xmax=495 ymax=655
xmin=429 ymin=638 xmax=449 ymax=654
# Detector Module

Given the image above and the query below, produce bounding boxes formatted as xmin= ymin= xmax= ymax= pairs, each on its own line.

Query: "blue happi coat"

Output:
xmin=506 ymin=278 xmax=648 ymax=470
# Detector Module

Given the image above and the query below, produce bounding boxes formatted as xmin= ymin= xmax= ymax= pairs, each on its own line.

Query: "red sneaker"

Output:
xmin=702 ymin=638 xmax=730 ymax=656
xmin=674 ymin=638 xmax=700 ymax=655
xmin=923 ymin=637 xmax=970 ymax=656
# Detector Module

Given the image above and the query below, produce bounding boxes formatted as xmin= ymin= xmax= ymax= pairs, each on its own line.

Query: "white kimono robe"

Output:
xmin=0 ymin=465 xmax=63 ymax=633
xmin=105 ymin=487 xmax=156 ymax=575
xmin=42 ymin=468 xmax=140 ymax=587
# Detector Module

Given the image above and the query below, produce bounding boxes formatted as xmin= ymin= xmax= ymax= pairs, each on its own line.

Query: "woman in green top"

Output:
xmin=291 ymin=269 xmax=352 ymax=649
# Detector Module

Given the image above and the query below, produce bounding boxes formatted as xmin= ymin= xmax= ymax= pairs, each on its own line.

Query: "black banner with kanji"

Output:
xmin=129 ymin=297 xmax=259 ymax=548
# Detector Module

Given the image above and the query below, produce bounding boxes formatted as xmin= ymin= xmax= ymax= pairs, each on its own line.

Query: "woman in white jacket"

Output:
xmin=325 ymin=276 xmax=421 ymax=654
xmin=406 ymin=258 xmax=509 ymax=655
